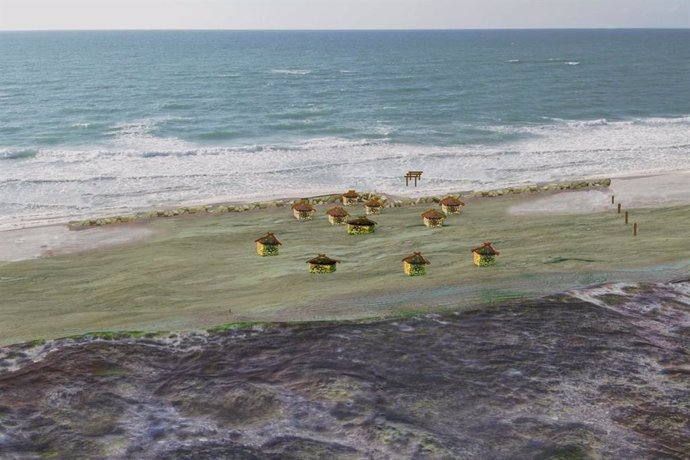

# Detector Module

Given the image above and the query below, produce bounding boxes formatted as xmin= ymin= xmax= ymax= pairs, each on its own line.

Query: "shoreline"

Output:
xmin=64 ymin=177 xmax=613 ymax=230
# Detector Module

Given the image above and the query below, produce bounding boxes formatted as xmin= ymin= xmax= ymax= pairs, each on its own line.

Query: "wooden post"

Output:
xmin=405 ymin=175 xmax=409 ymax=186
xmin=633 ymin=222 xmax=638 ymax=236
xmin=624 ymin=211 xmax=628 ymax=224
xmin=617 ymin=203 xmax=621 ymax=214
xmin=611 ymin=195 xmax=615 ymax=204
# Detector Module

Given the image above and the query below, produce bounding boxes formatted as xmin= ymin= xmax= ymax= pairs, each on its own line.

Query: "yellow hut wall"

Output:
xmin=256 ymin=242 xmax=279 ymax=256
xmin=473 ymin=253 xmax=496 ymax=266
xmin=441 ymin=204 xmax=461 ymax=215
xmin=293 ymin=209 xmax=314 ymax=220
xmin=403 ymin=261 xmax=427 ymax=276
xmin=309 ymin=263 xmax=336 ymax=273
xmin=423 ymin=217 xmax=444 ymax=228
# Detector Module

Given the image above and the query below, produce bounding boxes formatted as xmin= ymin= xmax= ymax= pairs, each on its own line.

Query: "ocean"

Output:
xmin=0 ymin=29 xmax=688 ymax=230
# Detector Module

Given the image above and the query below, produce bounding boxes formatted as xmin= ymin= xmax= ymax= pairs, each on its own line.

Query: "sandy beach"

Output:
xmin=0 ymin=173 xmax=688 ymax=346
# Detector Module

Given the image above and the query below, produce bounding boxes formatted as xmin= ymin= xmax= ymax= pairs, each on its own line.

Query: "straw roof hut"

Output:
xmin=346 ymin=216 xmax=377 ymax=235
xmin=402 ymin=251 xmax=431 ymax=276
xmin=255 ymin=232 xmax=282 ymax=256
xmin=440 ymin=196 xmax=465 ymax=215
xmin=291 ymin=200 xmax=316 ymax=221
xmin=342 ymin=190 xmax=360 ymax=206
xmin=471 ymin=242 xmax=500 ymax=267
xmin=421 ymin=208 xmax=446 ymax=228
xmin=326 ymin=206 xmax=349 ymax=225
xmin=364 ymin=198 xmax=383 ymax=215
xmin=307 ymin=254 xmax=339 ymax=273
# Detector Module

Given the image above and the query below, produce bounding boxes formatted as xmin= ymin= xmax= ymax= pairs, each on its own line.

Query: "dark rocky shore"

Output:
xmin=0 ymin=280 xmax=688 ymax=459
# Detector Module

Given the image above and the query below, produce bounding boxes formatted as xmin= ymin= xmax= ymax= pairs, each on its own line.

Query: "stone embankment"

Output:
xmin=67 ymin=178 xmax=611 ymax=230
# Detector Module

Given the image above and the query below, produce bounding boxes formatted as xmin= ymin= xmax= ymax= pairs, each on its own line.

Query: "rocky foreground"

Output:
xmin=0 ymin=281 xmax=688 ymax=459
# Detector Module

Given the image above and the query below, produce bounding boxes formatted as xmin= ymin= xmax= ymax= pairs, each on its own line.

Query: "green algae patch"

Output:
xmin=207 ymin=321 xmax=267 ymax=333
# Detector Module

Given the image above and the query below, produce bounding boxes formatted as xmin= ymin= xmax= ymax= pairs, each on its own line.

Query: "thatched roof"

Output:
xmin=440 ymin=196 xmax=465 ymax=206
xmin=342 ymin=190 xmax=360 ymax=198
xmin=365 ymin=198 xmax=382 ymax=207
xmin=471 ymin=242 xmax=500 ymax=256
xmin=254 ymin=232 xmax=282 ymax=245
xmin=347 ymin=216 xmax=377 ymax=226
xmin=307 ymin=254 xmax=339 ymax=265
xmin=327 ymin=206 xmax=349 ymax=217
xmin=292 ymin=201 xmax=315 ymax=212
xmin=421 ymin=209 xmax=445 ymax=220
xmin=402 ymin=252 xmax=431 ymax=265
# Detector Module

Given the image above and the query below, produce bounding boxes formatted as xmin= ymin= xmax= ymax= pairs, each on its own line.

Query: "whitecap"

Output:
xmin=270 ymin=69 xmax=311 ymax=75
xmin=565 ymin=61 xmax=580 ymax=66
xmin=506 ymin=59 xmax=521 ymax=63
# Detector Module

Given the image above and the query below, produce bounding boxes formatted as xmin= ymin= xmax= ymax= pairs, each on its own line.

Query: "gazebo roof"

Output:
xmin=471 ymin=242 xmax=500 ymax=256
xmin=421 ymin=209 xmax=446 ymax=220
xmin=402 ymin=252 xmax=431 ymax=265
xmin=254 ymin=232 xmax=282 ymax=245
xmin=440 ymin=196 xmax=465 ymax=206
xmin=347 ymin=216 xmax=377 ymax=226
xmin=292 ymin=201 xmax=315 ymax=212
xmin=342 ymin=190 xmax=360 ymax=198
xmin=326 ymin=206 xmax=349 ymax=217
xmin=365 ymin=198 xmax=382 ymax=207
xmin=307 ymin=254 xmax=339 ymax=265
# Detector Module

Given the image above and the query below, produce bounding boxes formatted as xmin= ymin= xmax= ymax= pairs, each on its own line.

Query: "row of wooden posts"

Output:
xmin=612 ymin=195 xmax=638 ymax=236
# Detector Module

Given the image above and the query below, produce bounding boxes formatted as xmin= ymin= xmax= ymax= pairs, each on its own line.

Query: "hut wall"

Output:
xmin=328 ymin=215 xmax=347 ymax=225
xmin=256 ymin=242 xmax=279 ymax=256
xmin=423 ymin=217 xmax=444 ymax=228
xmin=403 ymin=261 xmax=427 ymax=276
xmin=342 ymin=197 xmax=358 ymax=206
xmin=293 ymin=209 xmax=315 ymax=220
xmin=473 ymin=253 xmax=496 ymax=267
xmin=441 ymin=204 xmax=461 ymax=215
xmin=365 ymin=206 xmax=381 ymax=215
xmin=347 ymin=224 xmax=375 ymax=235
xmin=309 ymin=263 xmax=336 ymax=273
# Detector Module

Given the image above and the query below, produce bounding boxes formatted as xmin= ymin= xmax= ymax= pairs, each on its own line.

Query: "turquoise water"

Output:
xmin=0 ymin=30 xmax=688 ymax=229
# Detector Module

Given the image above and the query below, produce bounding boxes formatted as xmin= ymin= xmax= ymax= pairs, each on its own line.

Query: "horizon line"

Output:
xmin=1 ymin=26 xmax=688 ymax=33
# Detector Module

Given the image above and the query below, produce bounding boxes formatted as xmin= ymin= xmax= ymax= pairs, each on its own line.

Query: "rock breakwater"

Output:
xmin=66 ymin=178 xmax=611 ymax=230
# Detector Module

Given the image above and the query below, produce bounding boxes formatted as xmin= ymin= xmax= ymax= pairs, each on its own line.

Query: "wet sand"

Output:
xmin=0 ymin=174 xmax=688 ymax=346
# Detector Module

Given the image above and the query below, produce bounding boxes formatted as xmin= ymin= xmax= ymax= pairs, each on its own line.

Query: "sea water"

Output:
xmin=0 ymin=29 xmax=688 ymax=229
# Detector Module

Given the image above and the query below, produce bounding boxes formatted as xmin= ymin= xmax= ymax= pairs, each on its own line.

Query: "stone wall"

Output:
xmin=66 ymin=178 xmax=611 ymax=230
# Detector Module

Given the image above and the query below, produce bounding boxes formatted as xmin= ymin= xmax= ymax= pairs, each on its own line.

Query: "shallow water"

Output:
xmin=1 ymin=281 xmax=688 ymax=458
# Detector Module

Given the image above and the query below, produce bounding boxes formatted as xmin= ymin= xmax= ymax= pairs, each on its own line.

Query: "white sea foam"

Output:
xmin=565 ymin=61 xmax=581 ymax=66
xmin=270 ymin=69 xmax=312 ymax=75
xmin=506 ymin=59 xmax=521 ymax=63
xmin=1 ymin=116 xmax=688 ymax=231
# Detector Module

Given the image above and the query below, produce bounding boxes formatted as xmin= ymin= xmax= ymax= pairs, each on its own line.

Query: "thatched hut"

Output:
xmin=255 ymin=232 xmax=282 ymax=256
xmin=326 ymin=206 xmax=349 ymax=225
xmin=440 ymin=196 xmax=465 ymax=215
xmin=402 ymin=252 xmax=431 ymax=276
xmin=364 ymin=198 xmax=383 ymax=215
xmin=292 ymin=200 xmax=315 ymax=221
xmin=346 ymin=216 xmax=377 ymax=235
xmin=307 ymin=254 xmax=339 ymax=273
xmin=471 ymin=242 xmax=500 ymax=267
xmin=421 ymin=208 xmax=446 ymax=228
xmin=342 ymin=190 xmax=360 ymax=206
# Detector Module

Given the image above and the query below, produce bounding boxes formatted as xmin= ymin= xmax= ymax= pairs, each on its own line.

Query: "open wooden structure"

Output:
xmin=405 ymin=171 xmax=423 ymax=187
